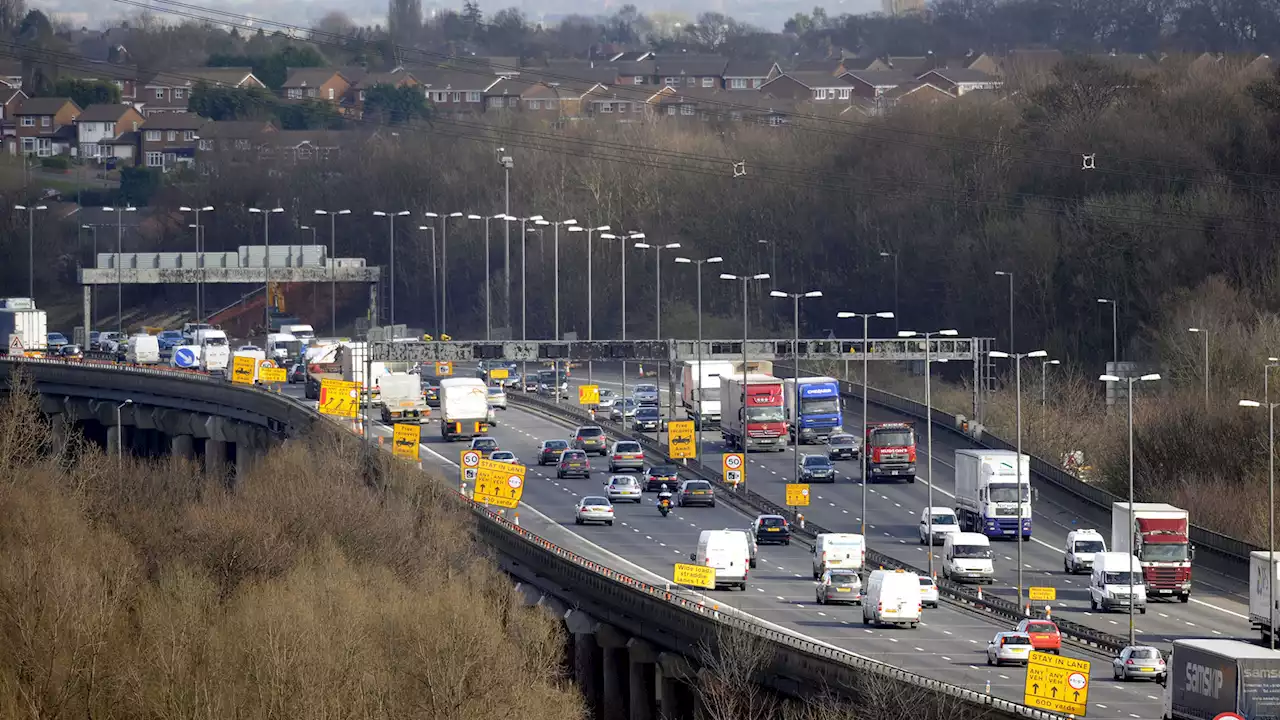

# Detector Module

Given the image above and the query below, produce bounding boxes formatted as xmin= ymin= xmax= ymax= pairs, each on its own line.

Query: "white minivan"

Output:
xmin=125 ymin=333 xmax=160 ymax=364
xmin=811 ymin=533 xmax=866 ymax=578
xmin=691 ymin=530 xmax=750 ymax=591
xmin=1065 ymin=529 xmax=1107 ymax=574
xmin=1090 ymin=552 xmax=1147 ymax=614
xmin=919 ymin=506 xmax=962 ymax=545
xmin=942 ymin=532 xmax=995 ymax=584
xmin=863 ymin=569 xmax=922 ymax=628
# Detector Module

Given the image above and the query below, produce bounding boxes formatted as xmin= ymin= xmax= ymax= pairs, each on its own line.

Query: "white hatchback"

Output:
xmin=605 ymin=475 xmax=642 ymax=503
xmin=986 ymin=632 xmax=1034 ymax=666
xmin=575 ymin=496 xmax=615 ymax=526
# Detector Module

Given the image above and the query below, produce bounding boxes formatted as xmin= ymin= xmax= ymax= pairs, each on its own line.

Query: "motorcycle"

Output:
xmin=658 ymin=498 xmax=672 ymax=517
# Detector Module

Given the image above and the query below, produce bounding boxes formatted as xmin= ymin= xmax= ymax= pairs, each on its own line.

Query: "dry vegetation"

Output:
xmin=0 ymin=379 xmax=584 ymax=720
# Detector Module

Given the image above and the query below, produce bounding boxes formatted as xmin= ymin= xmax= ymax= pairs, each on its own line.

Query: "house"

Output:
xmin=615 ymin=60 xmax=657 ymax=86
xmin=759 ymin=71 xmax=857 ymax=102
xmin=13 ymin=97 xmax=81 ymax=157
xmin=916 ymin=68 xmax=1001 ymax=96
xmin=644 ymin=86 xmax=793 ymax=125
xmin=581 ymin=84 xmax=649 ymax=122
xmin=652 ymin=55 xmax=729 ymax=90
xmin=413 ymin=67 xmax=499 ymax=112
xmin=486 ymin=77 xmax=604 ymax=119
xmin=881 ymin=80 xmax=956 ymax=109
xmin=196 ymin=120 xmax=279 ymax=167
xmin=346 ymin=70 xmax=420 ymax=116
xmin=74 ymin=103 xmax=144 ymax=162
xmin=260 ymin=130 xmax=346 ymax=164
xmin=280 ymin=68 xmax=350 ymax=105
xmin=64 ymin=62 xmax=140 ymax=104
xmin=142 ymin=67 xmax=266 ymax=115
xmin=722 ymin=60 xmax=780 ymax=90
xmin=138 ymin=113 xmax=203 ymax=170
xmin=0 ymin=88 xmax=26 ymax=121
xmin=841 ymin=70 xmax=915 ymax=99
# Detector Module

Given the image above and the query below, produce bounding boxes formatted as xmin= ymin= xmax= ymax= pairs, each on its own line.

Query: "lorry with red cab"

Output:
xmin=863 ymin=422 xmax=917 ymax=483
xmin=720 ymin=373 xmax=787 ymax=452
xmin=1111 ymin=502 xmax=1194 ymax=602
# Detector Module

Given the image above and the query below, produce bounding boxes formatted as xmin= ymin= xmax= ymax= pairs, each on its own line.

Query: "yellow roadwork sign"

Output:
xmin=674 ymin=563 xmax=716 ymax=589
xmin=392 ymin=423 xmax=420 ymax=460
xmin=489 ymin=367 xmax=509 ymax=380
xmin=667 ymin=420 xmax=696 ymax=459
xmin=785 ymin=483 xmax=810 ymax=506
xmin=1028 ymin=586 xmax=1057 ymax=602
xmin=231 ymin=355 xmax=256 ymax=384
xmin=1024 ymin=651 xmax=1090 ymax=716
xmin=258 ymin=367 xmax=287 ymax=384
xmin=579 ymin=384 xmax=600 ymax=405
xmin=435 ymin=361 xmax=454 ymax=376
xmin=723 ymin=453 xmax=745 ymax=485
xmin=318 ymin=379 xmax=360 ymax=418
xmin=474 ymin=458 xmax=525 ymax=509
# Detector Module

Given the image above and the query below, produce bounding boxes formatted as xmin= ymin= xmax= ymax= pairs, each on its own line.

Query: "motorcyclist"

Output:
xmin=656 ymin=483 xmax=673 ymax=510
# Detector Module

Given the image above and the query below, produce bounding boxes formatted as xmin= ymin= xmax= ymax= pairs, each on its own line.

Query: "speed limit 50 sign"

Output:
xmin=722 ymin=453 xmax=745 ymax=485
xmin=460 ymin=450 xmax=481 ymax=485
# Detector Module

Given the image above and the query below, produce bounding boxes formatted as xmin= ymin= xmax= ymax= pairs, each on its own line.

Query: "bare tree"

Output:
xmin=695 ymin=626 xmax=779 ymax=720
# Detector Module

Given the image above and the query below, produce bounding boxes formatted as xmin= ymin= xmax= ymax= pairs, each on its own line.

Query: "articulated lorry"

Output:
xmin=0 ymin=298 xmax=46 ymax=355
xmin=1250 ymin=551 xmax=1280 ymax=643
xmin=439 ymin=377 xmax=491 ymax=441
xmin=720 ymin=373 xmax=787 ymax=452
xmin=1112 ymin=502 xmax=1194 ymax=602
xmin=863 ymin=422 xmax=917 ymax=483
xmin=1163 ymin=638 xmax=1280 ymax=720
xmin=680 ymin=360 xmax=735 ymax=428
xmin=783 ymin=376 xmax=842 ymax=444
xmin=954 ymin=449 xmax=1033 ymax=539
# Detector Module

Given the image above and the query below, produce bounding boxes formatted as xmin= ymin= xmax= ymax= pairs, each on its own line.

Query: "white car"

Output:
xmin=489 ymin=450 xmax=518 ymax=464
xmin=575 ymin=496 xmax=615 ymax=525
xmin=986 ymin=632 xmax=1034 ymax=666
xmin=486 ymin=386 xmax=508 ymax=410
xmin=918 ymin=575 xmax=939 ymax=608
xmin=597 ymin=388 xmax=617 ymax=409
xmin=605 ymin=475 xmax=642 ymax=503
xmin=919 ymin=506 xmax=961 ymax=545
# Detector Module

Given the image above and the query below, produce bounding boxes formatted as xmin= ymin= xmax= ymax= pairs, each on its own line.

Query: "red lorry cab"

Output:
xmin=864 ymin=422 xmax=918 ymax=483
xmin=745 ymin=382 xmax=786 ymax=439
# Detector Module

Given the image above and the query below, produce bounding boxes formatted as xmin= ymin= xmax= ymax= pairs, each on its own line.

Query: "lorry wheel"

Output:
xmin=907 ymin=477 xmax=915 ymax=484
xmin=1179 ymin=594 xmax=1190 ymax=603
xmin=1140 ymin=607 xmax=1147 ymax=614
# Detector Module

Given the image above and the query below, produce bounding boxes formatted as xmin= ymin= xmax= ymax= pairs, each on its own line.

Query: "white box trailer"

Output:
xmin=1251 ymin=551 xmax=1280 ymax=643
xmin=680 ymin=360 xmax=735 ymax=428
xmin=439 ymin=378 xmax=491 ymax=441
xmin=0 ymin=308 xmax=47 ymax=354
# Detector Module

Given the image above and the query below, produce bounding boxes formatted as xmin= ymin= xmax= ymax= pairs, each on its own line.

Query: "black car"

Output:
xmin=642 ymin=464 xmax=680 ymax=492
xmin=632 ymin=407 xmax=660 ymax=432
xmin=288 ymin=363 xmax=307 ymax=384
xmin=537 ymin=439 xmax=570 ymax=465
xmin=754 ymin=514 xmax=791 ymax=545
xmin=799 ymin=454 xmax=836 ymax=483
xmin=422 ymin=383 xmax=441 ymax=407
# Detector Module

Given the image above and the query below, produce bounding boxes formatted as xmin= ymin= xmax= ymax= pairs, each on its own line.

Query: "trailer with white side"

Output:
xmin=680 ymin=360 xmax=735 ymax=428
xmin=439 ymin=378 xmax=491 ymax=441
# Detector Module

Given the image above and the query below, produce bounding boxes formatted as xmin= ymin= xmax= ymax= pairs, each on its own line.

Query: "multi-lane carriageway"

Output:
xmin=286 ymin=375 xmax=1169 ymax=720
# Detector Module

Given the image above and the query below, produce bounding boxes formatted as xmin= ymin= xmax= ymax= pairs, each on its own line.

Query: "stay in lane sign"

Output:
xmin=1024 ymin=651 xmax=1090 ymax=716
xmin=473 ymin=458 xmax=526 ymax=509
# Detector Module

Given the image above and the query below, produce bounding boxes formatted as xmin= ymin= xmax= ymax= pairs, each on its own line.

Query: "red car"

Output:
xmin=1016 ymin=619 xmax=1062 ymax=654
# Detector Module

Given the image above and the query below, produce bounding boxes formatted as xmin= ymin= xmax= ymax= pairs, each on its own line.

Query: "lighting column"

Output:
xmin=103 ymin=205 xmax=136 ymax=335
xmin=1189 ymin=327 xmax=1210 ymax=409
xmin=836 ymin=310 xmax=895 ymax=535
xmin=14 ymin=203 xmax=46 ymax=299
xmin=314 ymin=208 xmax=351 ymax=335
xmin=720 ymin=272 xmax=772 ymax=453
xmin=248 ymin=206 xmax=284 ymax=331
xmin=771 ymin=289 xmax=824 ymax=484
xmin=180 ymin=205 xmax=213 ymax=322
xmin=1097 ymin=298 xmax=1119 ymax=364
xmin=676 ymin=254 xmax=724 ymax=462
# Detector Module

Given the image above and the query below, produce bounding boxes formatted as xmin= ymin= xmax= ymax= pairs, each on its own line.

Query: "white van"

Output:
xmin=1090 ymin=552 xmax=1147 ymax=614
xmin=265 ymin=332 xmax=297 ymax=361
xmin=193 ymin=329 xmax=230 ymax=373
xmin=1065 ymin=529 xmax=1107 ymax=574
xmin=863 ymin=569 xmax=922 ymax=627
xmin=919 ymin=506 xmax=961 ymax=545
xmin=942 ymin=532 xmax=995 ymax=584
xmin=811 ymin=533 xmax=865 ymax=578
xmin=125 ymin=333 xmax=160 ymax=364
xmin=278 ymin=324 xmax=315 ymax=342
xmin=691 ymin=530 xmax=750 ymax=591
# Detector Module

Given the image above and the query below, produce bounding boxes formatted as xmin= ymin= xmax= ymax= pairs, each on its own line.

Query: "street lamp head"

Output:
xmin=1188 ymin=327 xmax=1203 ymax=333
xmin=707 ymin=256 xmax=723 ymax=263
xmin=600 ymin=233 xmax=617 ymax=239
xmin=1140 ymin=373 xmax=1162 ymax=381
xmin=898 ymin=330 xmax=918 ymax=338
xmin=373 ymin=211 xmax=387 ymax=216
xmin=1241 ymin=399 xmax=1263 ymax=407
xmin=568 ymin=226 xmax=583 ymax=232
xmin=876 ymin=311 xmax=894 ymax=318
xmin=535 ymin=219 xmax=550 ymax=225
xmin=719 ymin=273 xmax=738 ymax=280
xmin=837 ymin=312 xmax=855 ymax=318
xmin=769 ymin=290 xmax=787 ymax=298
xmin=179 ymin=206 xmax=192 ymax=211
xmin=990 ymin=351 xmax=1011 ymax=359
xmin=529 ymin=215 xmax=544 ymax=221
xmin=417 ymin=225 xmax=430 ymax=231
xmin=634 ymin=242 xmax=651 ymax=249
xmin=201 ymin=205 xmax=213 ymax=211
xmin=593 ymin=224 xmax=609 ymax=231
xmin=1097 ymin=298 xmax=1113 ymax=304
xmin=879 ymin=251 xmax=893 ymax=258
xmin=1099 ymin=374 xmax=1121 ymax=381
xmin=399 ymin=211 xmax=413 ymax=216
xmin=563 ymin=218 xmax=578 ymax=225
xmin=938 ymin=329 xmax=958 ymax=336
xmin=423 ymin=212 xmax=439 ymax=218
xmin=675 ymin=257 xmax=691 ymax=264
xmin=995 ymin=270 xmax=1010 ymax=276
xmin=337 ymin=209 xmax=351 ymax=215
xmin=1046 ymin=359 xmax=1061 ymax=365
xmin=187 ymin=224 xmax=197 ymax=229
xmin=270 ymin=208 xmax=283 ymax=213
xmin=628 ymin=232 xmax=645 ymax=239
xmin=1027 ymin=350 xmax=1048 ymax=358
xmin=752 ymin=273 xmax=770 ymax=280
xmin=803 ymin=290 xmax=822 ymax=298
xmin=300 ymin=225 xmax=311 ymax=230
xmin=467 ymin=214 xmax=482 ymax=220
xmin=447 ymin=212 xmax=462 ymax=217
xmin=1270 ymin=357 xmax=1279 ymax=363
xmin=664 ymin=242 xmax=681 ymax=249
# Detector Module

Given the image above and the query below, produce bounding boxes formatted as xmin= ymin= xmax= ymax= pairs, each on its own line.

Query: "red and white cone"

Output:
xmin=977 ymin=585 xmax=982 ymax=601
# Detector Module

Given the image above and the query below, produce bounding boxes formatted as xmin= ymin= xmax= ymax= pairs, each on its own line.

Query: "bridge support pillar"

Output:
xmin=573 ymin=632 xmax=601 ymax=718
xmin=171 ymin=433 xmax=194 ymax=459
xmin=235 ymin=443 xmax=256 ymax=478
xmin=658 ymin=654 xmax=695 ymax=720
xmin=205 ymin=439 xmax=228 ymax=479
xmin=627 ymin=639 xmax=657 ymax=720
xmin=50 ymin=412 xmax=69 ymax=455
xmin=598 ymin=624 xmax=629 ymax=720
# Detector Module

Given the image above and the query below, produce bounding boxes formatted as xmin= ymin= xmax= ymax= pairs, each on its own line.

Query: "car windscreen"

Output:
xmin=637 ymin=385 xmax=656 ymax=393
xmin=931 ymin=514 xmax=958 ymax=526
xmin=474 ymin=439 xmax=497 ymax=449
xmin=870 ymin=429 xmax=913 ymax=446
xmin=953 ymin=545 xmax=993 ymax=559
xmin=649 ymin=466 xmax=678 ymax=476
xmin=803 ymin=457 xmax=830 ymax=467
xmin=636 ymin=408 xmax=659 ymax=418
xmin=829 ymin=435 xmax=855 ymax=444
xmin=615 ymin=442 xmax=641 ymax=452
xmin=545 ymin=440 xmax=568 ymax=449
xmin=683 ymin=481 xmax=711 ymax=490
xmin=1025 ymin=623 xmax=1056 ymax=634
xmin=1073 ymin=540 xmax=1105 ymax=553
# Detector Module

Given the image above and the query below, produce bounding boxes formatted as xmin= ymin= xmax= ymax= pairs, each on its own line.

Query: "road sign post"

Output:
xmin=668 ymin=420 xmax=695 ymax=459
xmin=723 ymin=452 xmax=745 ymax=488
xmin=473 ymin=458 xmax=525 ymax=508
xmin=1023 ymin=651 xmax=1090 ymax=716
xmin=392 ymin=423 xmax=420 ymax=460
xmin=674 ymin=563 xmax=716 ymax=589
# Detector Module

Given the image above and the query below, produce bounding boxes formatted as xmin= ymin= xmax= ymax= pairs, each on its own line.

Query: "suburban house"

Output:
xmin=138 ymin=113 xmax=203 ymax=170
xmin=722 ymin=60 xmax=780 ymax=90
xmin=413 ymin=67 xmax=499 ymax=113
xmin=261 ymin=130 xmax=346 ymax=164
xmin=760 ymin=71 xmax=857 ymax=102
xmin=280 ymin=68 xmax=350 ymax=105
xmin=0 ymin=88 xmax=26 ymax=121
xmin=141 ymin=67 xmax=266 ymax=115
xmin=74 ymin=103 xmax=144 ymax=163
xmin=345 ymin=70 xmax=420 ymax=116
xmin=653 ymin=55 xmax=729 ymax=89
xmin=882 ymin=80 xmax=957 ymax=108
xmin=13 ymin=97 xmax=81 ymax=156
xmin=842 ymin=70 xmax=916 ymax=99
xmin=615 ymin=60 xmax=657 ymax=85
xmin=916 ymin=68 xmax=1002 ymax=95
xmin=642 ymin=86 xmax=793 ymax=125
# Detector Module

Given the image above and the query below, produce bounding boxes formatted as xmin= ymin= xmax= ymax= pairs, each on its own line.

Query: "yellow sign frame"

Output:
xmin=1023 ymin=651 xmax=1090 ymax=716
xmin=231 ymin=355 xmax=256 ymax=384
xmin=474 ymin=458 xmax=526 ymax=509
xmin=722 ymin=452 xmax=745 ymax=485
xmin=435 ymin=361 xmax=454 ymax=376
xmin=578 ymin=384 xmax=600 ymax=405
xmin=674 ymin=563 xmax=716 ymax=589
xmin=667 ymin=420 xmax=696 ymax=459
xmin=489 ymin=367 xmax=509 ymax=380
xmin=1028 ymin=586 xmax=1057 ymax=602
xmin=318 ymin=379 xmax=360 ymax=418
xmin=258 ymin=367 xmax=287 ymax=384
xmin=785 ymin=483 xmax=810 ymax=506
xmin=392 ymin=423 xmax=421 ymax=460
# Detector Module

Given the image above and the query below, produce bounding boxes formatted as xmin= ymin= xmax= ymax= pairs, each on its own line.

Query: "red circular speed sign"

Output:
xmin=1213 ymin=713 xmax=1245 ymax=720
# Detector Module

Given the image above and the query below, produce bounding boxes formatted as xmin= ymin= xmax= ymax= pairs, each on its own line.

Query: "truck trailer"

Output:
xmin=720 ymin=373 xmax=787 ymax=452
xmin=1163 ymin=638 xmax=1280 ymax=720
xmin=954 ymin=449 xmax=1033 ymax=539
xmin=1251 ymin=551 xmax=1280 ymax=644
xmin=783 ymin=376 xmax=843 ymax=444
xmin=377 ymin=373 xmax=430 ymax=424
xmin=439 ymin=378 xmax=491 ymax=441
xmin=1112 ymin=502 xmax=1194 ymax=602
xmin=0 ymin=298 xmax=47 ymax=355
xmin=680 ymin=360 xmax=735 ymax=428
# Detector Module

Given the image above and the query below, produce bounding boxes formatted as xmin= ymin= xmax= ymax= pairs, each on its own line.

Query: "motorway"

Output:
xmin=566 ymin=365 xmax=1254 ymax=649
xmin=284 ymin=379 xmax=1164 ymax=719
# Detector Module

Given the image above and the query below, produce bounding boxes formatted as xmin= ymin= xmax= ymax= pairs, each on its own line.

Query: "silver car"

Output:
xmin=597 ymin=388 xmax=617 ymax=409
xmin=611 ymin=398 xmax=638 ymax=422
xmin=489 ymin=450 xmax=518 ymax=464
xmin=486 ymin=386 xmax=508 ymax=410
xmin=605 ymin=475 xmax=642 ymax=503
xmin=816 ymin=569 xmax=862 ymax=605
xmin=634 ymin=384 xmax=659 ymax=405
xmin=986 ymin=632 xmax=1034 ymax=666
xmin=575 ymin=496 xmax=615 ymax=526
xmin=1112 ymin=645 xmax=1166 ymax=682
